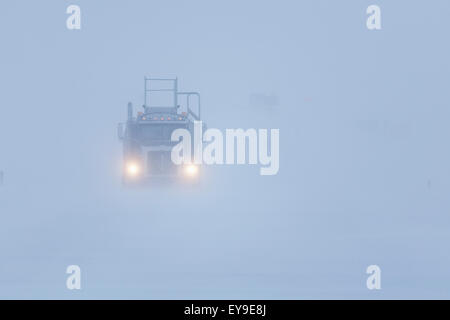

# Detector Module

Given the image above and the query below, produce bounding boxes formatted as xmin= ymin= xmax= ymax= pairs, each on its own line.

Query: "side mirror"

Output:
xmin=128 ymin=102 xmax=133 ymax=121
xmin=117 ymin=123 xmax=125 ymax=140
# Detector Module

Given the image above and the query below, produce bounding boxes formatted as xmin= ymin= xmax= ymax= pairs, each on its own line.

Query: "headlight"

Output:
xmin=184 ymin=164 xmax=198 ymax=177
xmin=126 ymin=162 xmax=140 ymax=176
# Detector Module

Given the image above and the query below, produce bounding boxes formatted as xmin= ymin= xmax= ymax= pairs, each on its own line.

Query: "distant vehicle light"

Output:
xmin=126 ymin=162 xmax=140 ymax=176
xmin=184 ymin=164 xmax=198 ymax=177
xmin=167 ymin=117 xmax=171 ymax=120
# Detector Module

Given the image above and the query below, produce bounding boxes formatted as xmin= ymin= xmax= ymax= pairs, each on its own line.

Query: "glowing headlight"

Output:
xmin=126 ymin=163 xmax=140 ymax=176
xmin=184 ymin=164 xmax=198 ymax=177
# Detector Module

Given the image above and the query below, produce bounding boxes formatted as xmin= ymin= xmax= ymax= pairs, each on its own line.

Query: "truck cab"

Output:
xmin=118 ymin=77 xmax=203 ymax=184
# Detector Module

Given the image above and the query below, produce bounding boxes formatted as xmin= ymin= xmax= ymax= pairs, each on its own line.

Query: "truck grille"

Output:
xmin=147 ymin=151 xmax=177 ymax=175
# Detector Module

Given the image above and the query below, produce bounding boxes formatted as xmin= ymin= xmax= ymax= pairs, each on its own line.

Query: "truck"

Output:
xmin=118 ymin=77 xmax=204 ymax=185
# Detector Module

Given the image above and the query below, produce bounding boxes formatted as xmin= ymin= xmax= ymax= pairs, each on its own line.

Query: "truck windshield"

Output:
xmin=137 ymin=124 xmax=184 ymax=141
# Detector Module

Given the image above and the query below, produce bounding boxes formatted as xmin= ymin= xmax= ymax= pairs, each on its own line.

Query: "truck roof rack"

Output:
xmin=144 ymin=77 xmax=201 ymax=121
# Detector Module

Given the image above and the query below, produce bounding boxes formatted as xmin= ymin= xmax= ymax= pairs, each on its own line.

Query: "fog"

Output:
xmin=0 ymin=0 xmax=449 ymax=298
